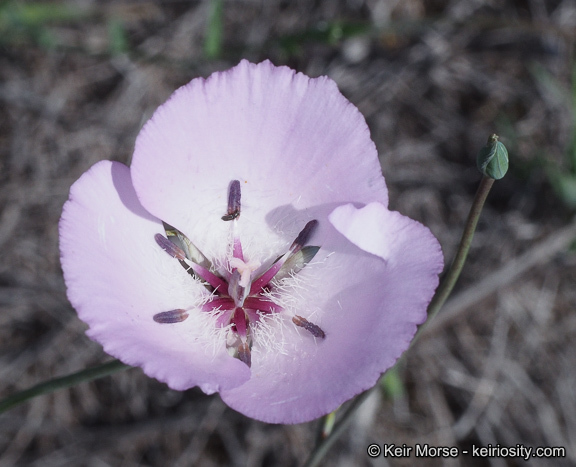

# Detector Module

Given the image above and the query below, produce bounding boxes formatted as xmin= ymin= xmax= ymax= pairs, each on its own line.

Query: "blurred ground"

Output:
xmin=1 ymin=0 xmax=576 ymax=466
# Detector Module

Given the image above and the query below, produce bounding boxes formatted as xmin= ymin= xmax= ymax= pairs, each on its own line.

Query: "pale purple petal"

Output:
xmin=220 ymin=202 xmax=443 ymax=423
xmin=60 ymin=61 xmax=444 ymax=424
xmin=130 ymin=60 xmax=387 ymax=261
xmin=59 ymin=160 xmax=250 ymax=392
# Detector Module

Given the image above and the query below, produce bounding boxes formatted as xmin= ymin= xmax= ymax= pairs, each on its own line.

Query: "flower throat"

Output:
xmin=152 ymin=180 xmax=325 ymax=368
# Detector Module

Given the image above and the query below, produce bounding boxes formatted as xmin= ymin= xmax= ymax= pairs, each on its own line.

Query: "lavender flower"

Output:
xmin=59 ymin=60 xmax=443 ymax=424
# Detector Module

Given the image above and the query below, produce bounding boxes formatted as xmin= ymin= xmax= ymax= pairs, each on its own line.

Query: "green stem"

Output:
xmin=417 ymin=175 xmax=494 ymax=338
xmin=303 ymin=174 xmax=496 ymax=466
xmin=204 ymin=0 xmax=224 ymax=59
xmin=0 ymin=359 xmax=131 ymax=414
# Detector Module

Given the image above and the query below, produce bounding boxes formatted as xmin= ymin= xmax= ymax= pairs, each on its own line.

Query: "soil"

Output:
xmin=1 ymin=1 xmax=575 ymax=466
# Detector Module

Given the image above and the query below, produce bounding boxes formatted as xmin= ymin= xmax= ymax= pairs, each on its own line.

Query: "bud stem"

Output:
xmin=306 ymin=171 xmax=499 ymax=467
xmin=419 ymin=175 xmax=495 ymax=336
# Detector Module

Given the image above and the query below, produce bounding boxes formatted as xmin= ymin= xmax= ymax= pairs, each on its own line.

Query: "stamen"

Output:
xmin=153 ymin=309 xmax=189 ymax=323
xmin=221 ymin=180 xmax=241 ymax=221
xmin=290 ymin=220 xmax=318 ymax=253
xmin=182 ymin=258 xmax=229 ymax=293
xmin=155 ymin=233 xmax=186 ymax=260
xmin=163 ymin=222 xmax=210 ymax=267
xmin=238 ymin=342 xmax=251 ymax=367
xmin=155 ymin=232 xmax=229 ymax=293
xmin=250 ymin=220 xmax=319 ymax=294
xmin=293 ymin=315 xmax=326 ymax=339
xmin=274 ymin=245 xmax=320 ymax=282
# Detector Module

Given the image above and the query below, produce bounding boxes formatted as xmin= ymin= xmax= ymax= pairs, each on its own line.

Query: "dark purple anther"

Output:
xmin=153 ymin=309 xmax=189 ymax=323
xmin=292 ymin=315 xmax=325 ymax=339
xmin=290 ymin=220 xmax=318 ymax=252
xmin=222 ymin=180 xmax=241 ymax=221
xmin=155 ymin=234 xmax=186 ymax=260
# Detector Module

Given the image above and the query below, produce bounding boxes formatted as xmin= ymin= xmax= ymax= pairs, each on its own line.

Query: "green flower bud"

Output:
xmin=477 ymin=134 xmax=509 ymax=180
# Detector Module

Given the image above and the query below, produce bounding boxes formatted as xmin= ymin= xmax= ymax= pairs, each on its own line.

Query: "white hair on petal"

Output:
xmin=250 ymin=310 xmax=291 ymax=356
xmin=185 ymin=306 xmax=230 ymax=359
xmin=267 ymin=255 xmax=330 ymax=326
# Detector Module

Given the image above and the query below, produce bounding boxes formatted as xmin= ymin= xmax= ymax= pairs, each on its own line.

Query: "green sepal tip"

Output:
xmin=477 ymin=134 xmax=509 ymax=180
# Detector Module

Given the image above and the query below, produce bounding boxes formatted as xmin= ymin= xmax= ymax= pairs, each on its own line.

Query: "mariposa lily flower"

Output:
xmin=59 ymin=60 xmax=443 ymax=424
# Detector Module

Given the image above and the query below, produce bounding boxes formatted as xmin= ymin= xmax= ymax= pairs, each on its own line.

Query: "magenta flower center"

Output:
xmin=153 ymin=180 xmax=325 ymax=367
